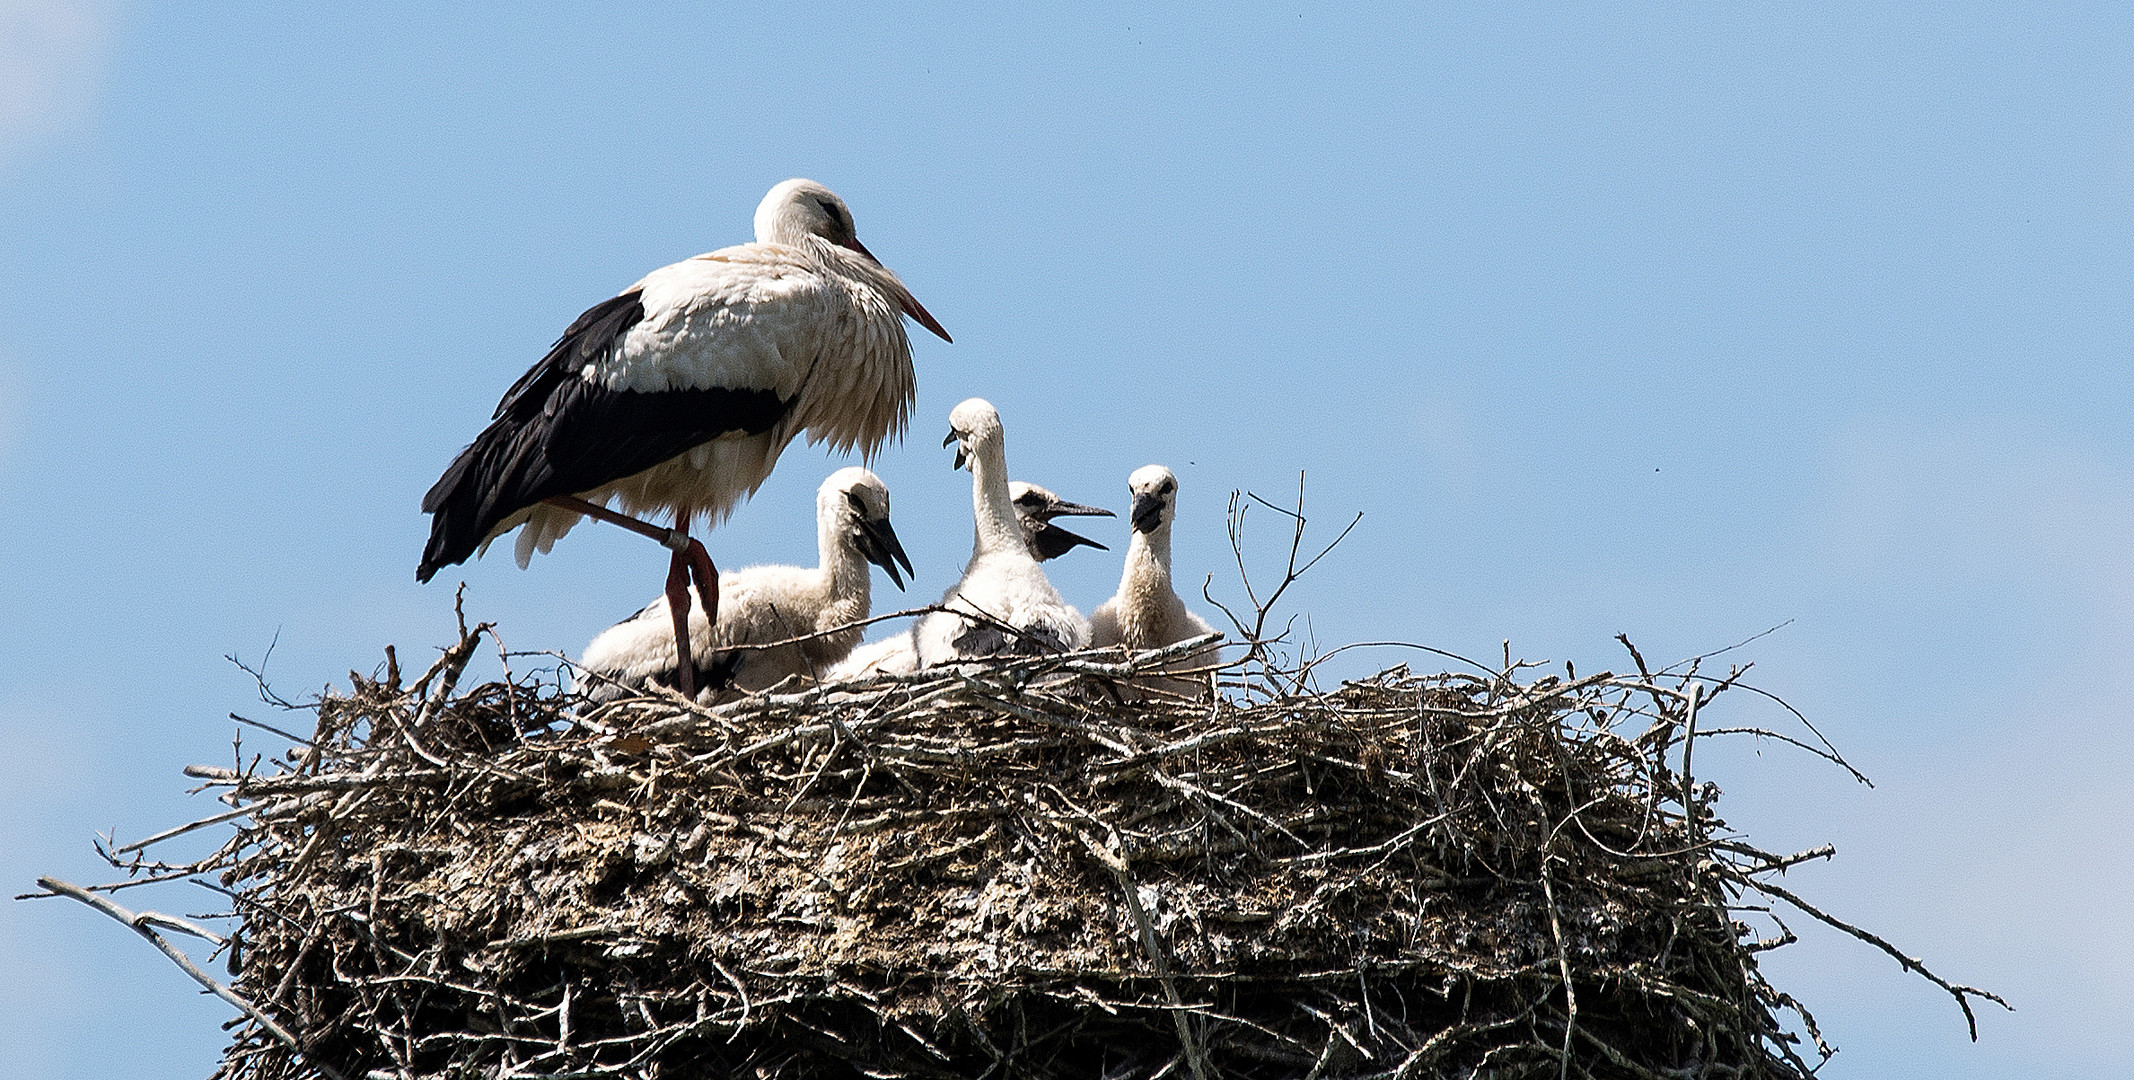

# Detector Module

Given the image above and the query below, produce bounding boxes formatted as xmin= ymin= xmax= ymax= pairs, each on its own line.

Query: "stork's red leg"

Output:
xmin=677 ymin=514 xmax=719 ymax=694
xmin=664 ymin=549 xmax=697 ymax=699
xmin=685 ymin=540 xmax=718 ymax=630
xmin=539 ymin=496 xmax=714 ymax=699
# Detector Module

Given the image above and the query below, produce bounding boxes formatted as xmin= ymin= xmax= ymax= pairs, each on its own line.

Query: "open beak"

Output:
xmin=841 ymin=236 xmax=952 ymax=343
xmin=855 ymin=515 xmax=914 ymax=590
xmin=1028 ymin=520 xmax=1108 ymax=563
xmin=943 ymin=430 xmax=967 ymax=471
xmin=1130 ymin=492 xmax=1165 ymax=534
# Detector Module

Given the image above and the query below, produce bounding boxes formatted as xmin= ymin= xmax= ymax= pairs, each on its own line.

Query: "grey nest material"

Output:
xmin=39 ymin=616 xmax=2003 ymax=1080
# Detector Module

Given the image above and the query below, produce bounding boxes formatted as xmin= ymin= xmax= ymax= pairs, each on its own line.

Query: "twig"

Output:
xmin=34 ymin=877 xmax=343 ymax=1078
xmin=1736 ymin=872 xmax=2011 ymax=1040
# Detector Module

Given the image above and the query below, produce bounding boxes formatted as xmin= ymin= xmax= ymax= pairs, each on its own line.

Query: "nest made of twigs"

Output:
xmin=34 ymin=610 xmax=2004 ymax=1080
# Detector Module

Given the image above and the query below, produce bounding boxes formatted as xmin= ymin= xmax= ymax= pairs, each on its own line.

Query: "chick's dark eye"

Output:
xmin=1159 ymin=480 xmax=1175 ymax=494
xmin=817 ymin=199 xmax=843 ymax=226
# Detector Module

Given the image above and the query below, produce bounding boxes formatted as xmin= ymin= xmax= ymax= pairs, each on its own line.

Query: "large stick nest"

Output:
xmin=42 ymin=611 xmax=2002 ymax=1080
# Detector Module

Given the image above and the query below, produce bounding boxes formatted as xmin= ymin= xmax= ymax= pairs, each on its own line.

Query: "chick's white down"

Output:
xmin=1089 ymin=464 xmax=1217 ymax=697
xmin=910 ymin=399 xmax=1089 ymax=666
xmin=579 ymin=467 xmax=909 ymax=699
xmin=826 ymin=477 xmax=1112 ymax=680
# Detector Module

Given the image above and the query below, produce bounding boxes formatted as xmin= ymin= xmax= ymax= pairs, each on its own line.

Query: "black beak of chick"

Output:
xmin=856 ymin=516 xmax=914 ymax=590
xmin=1130 ymin=492 xmax=1165 ymax=534
xmin=1042 ymin=499 xmax=1114 ymax=520
xmin=1028 ymin=520 xmax=1109 ymax=563
xmin=943 ymin=429 xmax=969 ymax=470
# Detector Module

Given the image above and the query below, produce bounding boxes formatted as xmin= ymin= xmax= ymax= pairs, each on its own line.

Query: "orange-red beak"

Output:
xmin=843 ymin=237 xmax=953 ymax=343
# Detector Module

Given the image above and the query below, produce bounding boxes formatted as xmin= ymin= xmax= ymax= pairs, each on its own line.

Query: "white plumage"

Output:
xmin=419 ymin=179 xmax=946 ymax=578
xmin=418 ymin=178 xmax=946 ymax=697
xmin=823 ymin=633 xmax=921 ymax=681
xmin=578 ymin=467 xmax=912 ymax=701
xmin=825 ymin=477 xmax=1112 ymax=682
xmin=911 ymin=400 xmax=1090 ymax=666
xmin=1089 ymin=464 xmax=1218 ymax=698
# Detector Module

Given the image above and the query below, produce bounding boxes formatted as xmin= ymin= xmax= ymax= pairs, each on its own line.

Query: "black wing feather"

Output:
xmin=492 ymin=290 xmax=647 ymax=421
xmin=418 ymin=291 xmax=792 ymax=581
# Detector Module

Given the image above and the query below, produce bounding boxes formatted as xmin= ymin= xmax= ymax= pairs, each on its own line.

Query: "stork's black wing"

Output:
xmin=490 ymin=291 xmax=646 ymax=422
xmin=417 ymin=291 xmax=791 ymax=581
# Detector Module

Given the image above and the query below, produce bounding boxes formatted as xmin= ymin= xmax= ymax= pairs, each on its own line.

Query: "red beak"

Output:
xmin=842 ymin=236 xmax=953 ymax=344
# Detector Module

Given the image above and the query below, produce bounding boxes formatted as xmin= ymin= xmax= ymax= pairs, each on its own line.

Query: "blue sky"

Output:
xmin=4 ymin=2 xmax=2132 ymax=1075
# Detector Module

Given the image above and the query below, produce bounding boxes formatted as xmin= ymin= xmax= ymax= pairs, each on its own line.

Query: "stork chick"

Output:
xmin=1089 ymin=465 xmax=1217 ymax=698
xmin=579 ymin=467 xmax=911 ymax=702
xmin=912 ymin=400 xmax=1089 ymax=665
xmin=828 ymin=479 xmax=1111 ymax=681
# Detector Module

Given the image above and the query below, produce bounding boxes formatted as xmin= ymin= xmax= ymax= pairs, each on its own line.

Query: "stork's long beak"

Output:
xmin=1130 ymin=492 xmax=1165 ymax=534
xmin=944 ymin=430 xmax=967 ymax=471
xmin=855 ymin=515 xmax=914 ymax=590
xmin=1037 ymin=499 xmax=1114 ymax=521
xmin=1028 ymin=520 xmax=1109 ymax=563
xmin=900 ymin=293 xmax=953 ymax=344
xmin=841 ymin=236 xmax=953 ymax=343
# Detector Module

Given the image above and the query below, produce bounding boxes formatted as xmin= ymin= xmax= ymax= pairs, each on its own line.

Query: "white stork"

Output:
xmin=911 ymin=400 xmax=1089 ymax=666
xmin=416 ymin=179 xmax=949 ymax=695
xmin=1088 ymin=465 xmax=1218 ymax=698
xmin=577 ymin=467 xmax=912 ymax=702
xmin=826 ymin=478 xmax=1111 ymax=682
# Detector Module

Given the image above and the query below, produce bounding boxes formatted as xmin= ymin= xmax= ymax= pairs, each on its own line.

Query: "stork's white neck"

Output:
xmin=967 ymin=436 xmax=1024 ymax=558
xmin=1120 ymin=519 xmax=1173 ymax=593
xmin=818 ymin=504 xmax=872 ymax=605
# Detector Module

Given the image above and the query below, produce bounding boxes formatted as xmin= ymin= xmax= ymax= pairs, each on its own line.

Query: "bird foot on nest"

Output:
xmin=545 ymin=495 xmax=719 ymax=698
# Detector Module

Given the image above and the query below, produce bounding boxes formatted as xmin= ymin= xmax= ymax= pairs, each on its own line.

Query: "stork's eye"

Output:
xmin=845 ymin=491 xmax=867 ymax=512
xmin=817 ymin=199 xmax=844 ymax=226
xmin=1158 ymin=479 xmax=1175 ymax=494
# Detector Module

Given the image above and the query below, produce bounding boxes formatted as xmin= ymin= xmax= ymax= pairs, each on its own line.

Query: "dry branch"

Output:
xmin=26 ymin=486 xmax=1996 ymax=1079
xmin=23 ymin=612 xmax=1995 ymax=1080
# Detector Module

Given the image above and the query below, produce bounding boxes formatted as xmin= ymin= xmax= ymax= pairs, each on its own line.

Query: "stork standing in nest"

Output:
xmin=577 ymin=467 xmax=911 ymax=702
xmin=911 ymin=400 xmax=1090 ymax=666
xmin=1089 ymin=465 xmax=1218 ymax=698
xmin=416 ymin=179 xmax=949 ymax=695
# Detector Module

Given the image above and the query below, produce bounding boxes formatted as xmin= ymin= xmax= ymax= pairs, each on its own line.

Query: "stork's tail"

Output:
xmin=416 ymin=449 xmax=486 ymax=582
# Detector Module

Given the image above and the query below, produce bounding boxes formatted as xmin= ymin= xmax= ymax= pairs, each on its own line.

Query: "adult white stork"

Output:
xmin=416 ymin=179 xmax=949 ymax=695
xmin=1088 ymin=465 xmax=1219 ymax=699
xmin=911 ymin=400 xmax=1089 ymax=666
xmin=577 ymin=467 xmax=912 ymax=703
